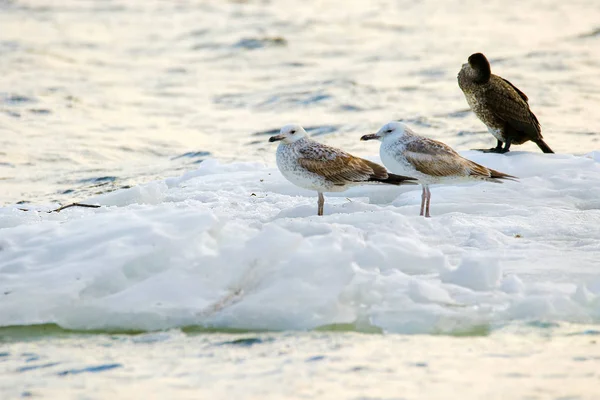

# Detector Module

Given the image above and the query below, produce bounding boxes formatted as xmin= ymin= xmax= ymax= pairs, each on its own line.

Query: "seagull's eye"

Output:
xmin=290 ymin=130 xmax=296 ymax=134
xmin=386 ymin=129 xmax=393 ymax=133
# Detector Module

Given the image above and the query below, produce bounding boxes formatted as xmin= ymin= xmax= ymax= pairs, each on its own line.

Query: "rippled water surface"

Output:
xmin=1 ymin=325 xmax=600 ymax=399
xmin=1 ymin=0 xmax=599 ymax=204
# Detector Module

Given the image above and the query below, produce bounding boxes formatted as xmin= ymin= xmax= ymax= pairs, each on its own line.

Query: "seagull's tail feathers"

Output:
xmin=371 ymin=173 xmax=418 ymax=186
xmin=489 ymin=168 xmax=518 ymax=181
xmin=359 ymin=158 xmax=418 ymax=186
xmin=467 ymin=160 xmax=518 ymax=183
xmin=479 ymin=168 xmax=518 ymax=183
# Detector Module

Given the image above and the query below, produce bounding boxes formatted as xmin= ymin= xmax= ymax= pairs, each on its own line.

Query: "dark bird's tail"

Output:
xmin=534 ymin=139 xmax=554 ymax=154
xmin=372 ymin=173 xmax=418 ymax=186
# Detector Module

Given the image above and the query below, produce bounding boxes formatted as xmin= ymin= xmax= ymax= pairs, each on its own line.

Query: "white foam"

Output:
xmin=1 ymin=152 xmax=600 ymax=333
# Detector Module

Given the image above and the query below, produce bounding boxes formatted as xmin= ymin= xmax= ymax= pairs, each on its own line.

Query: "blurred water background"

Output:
xmin=1 ymin=0 xmax=599 ymax=204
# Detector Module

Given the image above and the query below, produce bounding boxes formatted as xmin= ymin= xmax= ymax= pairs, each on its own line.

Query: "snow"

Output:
xmin=1 ymin=151 xmax=600 ymax=333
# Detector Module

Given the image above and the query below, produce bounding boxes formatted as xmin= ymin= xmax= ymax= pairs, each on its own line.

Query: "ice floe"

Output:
xmin=1 ymin=151 xmax=600 ymax=333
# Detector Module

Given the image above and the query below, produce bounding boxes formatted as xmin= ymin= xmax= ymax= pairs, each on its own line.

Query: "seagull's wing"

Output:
xmin=403 ymin=138 xmax=492 ymax=178
xmin=483 ymin=75 xmax=542 ymax=139
xmin=298 ymin=144 xmax=388 ymax=185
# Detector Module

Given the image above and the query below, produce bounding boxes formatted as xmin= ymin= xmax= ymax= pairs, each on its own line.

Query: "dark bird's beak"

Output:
xmin=269 ymin=134 xmax=285 ymax=142
xmin=360 ymin=133 xmax=378 ymax=141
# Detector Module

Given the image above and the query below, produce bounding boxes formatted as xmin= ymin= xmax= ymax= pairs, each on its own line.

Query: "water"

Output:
xmin=1 ymin=324 xmax=599 ymax=399
xmin=1 ymin=0 xmax=599 ymax=204
xmin=2 ymin=0 xmax=600 ymax=397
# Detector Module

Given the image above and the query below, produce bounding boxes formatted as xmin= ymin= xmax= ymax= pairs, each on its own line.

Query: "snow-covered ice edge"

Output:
xmin=1 ymin=151 xmax=600 ymax=334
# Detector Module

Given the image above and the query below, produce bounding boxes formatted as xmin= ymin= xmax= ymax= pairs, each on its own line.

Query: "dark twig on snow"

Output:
xmin=17 ymin=202 xmax=101 ymax=213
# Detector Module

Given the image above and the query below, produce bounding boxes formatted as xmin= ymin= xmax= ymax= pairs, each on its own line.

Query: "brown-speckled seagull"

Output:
xmin=269 ymin=124 xmax=417 ymax=216
xmin=361 ymin=121 xmax=517 ymax=217
xmin=458 ymin=52 xmax=554 ymax=154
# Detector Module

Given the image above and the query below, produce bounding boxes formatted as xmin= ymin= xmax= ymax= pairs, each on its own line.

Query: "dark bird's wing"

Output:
xmin=501 ymin=77 xmax=528 ymax=102
xmin=485 ymin=75 xmax=542 ymax=141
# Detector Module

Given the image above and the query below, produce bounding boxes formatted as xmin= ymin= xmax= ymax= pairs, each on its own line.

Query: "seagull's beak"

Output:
xmin=360 ymin=133 xmax=379 ymax=141
xmin=269 ymin=134 xmax=285 ymax=142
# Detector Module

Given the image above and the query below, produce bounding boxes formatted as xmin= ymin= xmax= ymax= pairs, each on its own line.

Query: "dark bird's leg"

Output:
xmin=475 ymin=140 xmax=503 ymax=153
xmin=500 ymin=138 xmax=511 ymax=153
xmin=420 ymin=185 xmax=426 ymax=216
xmin=317 ymin=192 xmax=324 ymax=216
xmin=425 ymin=186 xmax=432 ymax=218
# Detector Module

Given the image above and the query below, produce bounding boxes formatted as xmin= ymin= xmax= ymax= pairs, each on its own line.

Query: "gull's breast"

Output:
xmin=276 ymin=144 xmax=333 ymax=192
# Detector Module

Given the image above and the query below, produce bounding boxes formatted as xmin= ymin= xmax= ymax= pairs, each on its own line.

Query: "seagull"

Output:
xmin=269 ymin=124 xmax=417 ymax=216
xmin=458 ymin=52 xmax=554 ymax=154
xmin=361 ymin=121 xmax=517 ymax=218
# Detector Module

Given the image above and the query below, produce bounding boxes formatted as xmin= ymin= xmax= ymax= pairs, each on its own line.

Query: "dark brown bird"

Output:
xmin=457 ymin=53 xmax=554 ymax=154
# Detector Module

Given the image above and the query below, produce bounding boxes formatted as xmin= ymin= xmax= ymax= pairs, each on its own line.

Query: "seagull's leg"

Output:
xmin=317 ymin=192 xmax=324 ymax=216
xmin=420 ymin=185 xmax=426 ymax=216
xmin=425 ymin=186 xmax=432 ymax=218
xmin=501 ymin=138 xmax=511 ymax=153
